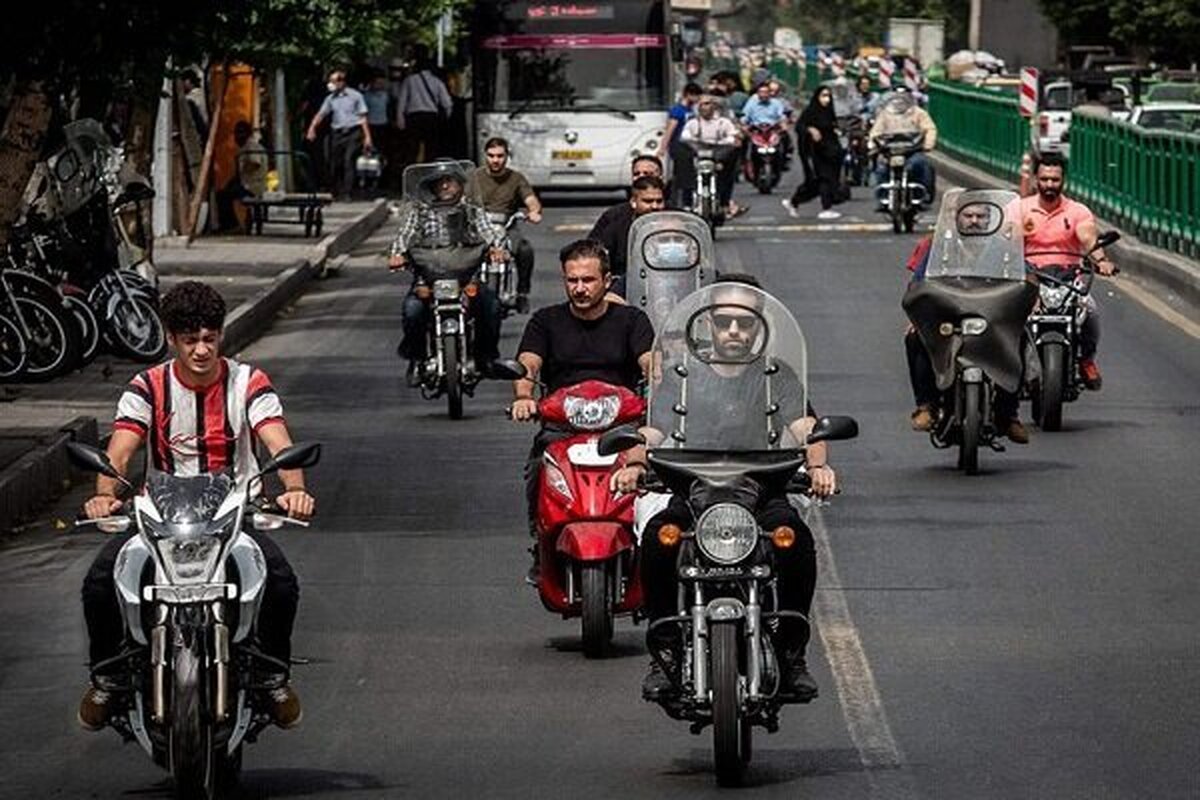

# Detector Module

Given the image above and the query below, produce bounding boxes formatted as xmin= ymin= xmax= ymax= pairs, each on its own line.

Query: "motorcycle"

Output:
xmin=874 ymin=131 xmax=928 ymax=233
xmin=66 ymin=440 xmax=320 ymax=800
xmin=1024 ymin=232 xmax=1120 ymax=431
xmin=902 ymin=189 xmax=1038 ymax=474
xmin=837 ymin=115 xmax=871 ymax=187
xmin=484 ymin=210 xmax=526 ymax=315
xmin=744 ymin=124 xmax=784 ymax=194
xmin=0 ymin=265 xmax=81 ymax=381
xmin=599 ymin=283 xmax=858 ymax=786
xmin=687 ymin=142 xmax=735 ymax=232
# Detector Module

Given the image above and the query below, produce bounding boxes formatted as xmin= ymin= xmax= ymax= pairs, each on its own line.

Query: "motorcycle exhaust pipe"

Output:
xmin=150 ymin=624 xmax=166 ymax=723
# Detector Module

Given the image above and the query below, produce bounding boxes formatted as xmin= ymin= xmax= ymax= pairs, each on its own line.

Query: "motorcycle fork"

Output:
xmin=108 ymin=269 xmax=147 ymax=325
xmin=745 ymin=582 xmax=763 ymax=699
xmin=149 ymin=605 xmax=169 ymax=723
xmin=690 ymin=582 xmax=708 ymax=704
xmin=212 ymin=602 xmax=230 ymax=721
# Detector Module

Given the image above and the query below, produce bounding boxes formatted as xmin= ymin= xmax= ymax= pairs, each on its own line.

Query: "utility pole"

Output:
xmin=969 ymin=0 xmax=982 ymax=50
xmin=152 ymin=68 xmax=173 ymax=237
xmin=272 ymin=69 xmax=291 ymax=192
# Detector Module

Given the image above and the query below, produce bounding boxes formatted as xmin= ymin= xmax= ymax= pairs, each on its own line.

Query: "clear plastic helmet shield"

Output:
xmin=925 ymin=188 xmax=1025 ymax=280
xmin=626 ymin=211 xmax=715 ymax=334
xmin=402 ymin=160 xmax=474 ymax=205
xmin=646 ymin=283 xmax=808 ymax=451
xmin=880 ymin=89 xmax=916 ymax=116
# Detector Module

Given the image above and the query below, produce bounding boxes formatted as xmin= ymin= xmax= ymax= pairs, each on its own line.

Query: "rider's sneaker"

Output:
xmin=781 ymin=198 xmax=801 ymax=219
xmin=1001 ymin=418 xmax=1031 ymax=444
xmin=405 ymin=360 xmax=422 ymax=388
xmin=515 ymin=294 xmax=530 ymax=314
xmin=269 ymin=685 xmax=303 ymax=729
xmin=1079 ymin=359 xmax=1103 ymax=391
xmin=524 ymin=545 xmax=540 ymax=587
xmin=78 ymin=686 xmax=112 ymax=731
xmin=817 ymin=209 xmax=842 ymax=220
xmin=641 ymin=661 xmax=677 ymax=700
xmin=910 ymin=404 xmax=935 ymax=432
xmin=781 ymin=654 xmax=819 ymax=701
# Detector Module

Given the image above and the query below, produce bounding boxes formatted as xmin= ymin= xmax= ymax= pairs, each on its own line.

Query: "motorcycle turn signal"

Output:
xmin=658 ymin=524 xmax=683 ymax=547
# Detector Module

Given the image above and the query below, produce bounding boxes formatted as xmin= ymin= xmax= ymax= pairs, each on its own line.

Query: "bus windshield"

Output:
xmin=473 ymin=1 xmax=668 ymax=113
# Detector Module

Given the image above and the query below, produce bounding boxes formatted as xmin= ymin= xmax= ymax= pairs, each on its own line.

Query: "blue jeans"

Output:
xmin=400 ymin=284 xmax=502 ymax=366
xmin=874 ymin=152 xmax=935 ymax=200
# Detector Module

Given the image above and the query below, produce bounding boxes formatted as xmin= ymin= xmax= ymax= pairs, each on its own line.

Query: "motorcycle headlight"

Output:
xmin=157 ymin=533 xmax=224 ymax=584
xmin=695 ymin=503 xmax=758 ymax=565
xmin=1040 ymin=284 xmax=1070 ymax=310
xmin=961 ymin=317 xmax=988 ymax=336
xmin=889 ymin=154 xmax=906 ymax=167
xmin=433 ymin=279 xmax=460 ymax=301
xmin=563 ymin=394 xmax=620 ymax=430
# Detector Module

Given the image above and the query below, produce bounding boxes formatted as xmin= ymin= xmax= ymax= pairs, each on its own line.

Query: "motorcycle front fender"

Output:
xmin=114 ymin=535 xmax=152 ymax=646
xmin=229 ymin=533 xmax=267 ymax=644
xmin=556 ymin=521 xmax=635 ymax=561
xmin=1035 ymin=330 xmax=1070 ymax=347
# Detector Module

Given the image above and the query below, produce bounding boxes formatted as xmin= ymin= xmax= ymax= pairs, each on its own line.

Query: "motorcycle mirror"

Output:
xmin=597 ymin=425 xmax=646 ymax=456
xmin=487 ymin=359 xmax=527 ymax=381
xmin=53 ymin=152 xmax=80 ymax=183
xmin=1093 ymin=230 xmax=1120 ymax=250
xmin=806 ymin=415 xmax=859 ymax=445
xmin=257 ymin=442 xmax=321 ymax=476
xmin=66 ymin=442 xmax=132 ymax=487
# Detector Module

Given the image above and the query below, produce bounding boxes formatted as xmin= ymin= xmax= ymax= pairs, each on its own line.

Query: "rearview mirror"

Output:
xmin=806 ymin=416 xmax=859 ymax=445
xmin=66 ymin=442 xmax=127 ymax=482
xmin=1094 ymin=230 xmax=1120 ymax=249
xmin=53 ymin=151 xmax=80 ymax=183
xmin=598 ymin=425 xmax=645 ymax=456
xmin=488 ymin=359 xmax=527 ymax=381
xmin=258 ymin=442 xmax=321 ymax=475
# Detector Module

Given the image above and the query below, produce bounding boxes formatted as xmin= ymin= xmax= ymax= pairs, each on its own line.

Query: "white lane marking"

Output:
xmin=806 ymin=504 xmax=920 ymax=797
xmin=1104 ymin=276 xmax=1200 ymax=339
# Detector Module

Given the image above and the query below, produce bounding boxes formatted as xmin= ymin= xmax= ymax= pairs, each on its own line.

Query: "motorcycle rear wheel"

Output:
xmin=442 ymin=333 xmax=463 ymax=420
xmin=1037 ymin=343 xmax=1066 ymax=431
xmin=580 ymin=561 xmax=613 ymax=659
xmin=15 ymin=295 xmax=80 ymax=380
xmin=63 ymin=294 xmax=100 ymax=364
xmin=712 ymin=622 xmax=747 ymax=786
xmin=958 ymin=381 xmax=981 ymax=475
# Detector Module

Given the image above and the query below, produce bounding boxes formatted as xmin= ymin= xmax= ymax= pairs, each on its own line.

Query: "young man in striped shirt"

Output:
xmin=78 ymin=281 xmax=315 ymax=731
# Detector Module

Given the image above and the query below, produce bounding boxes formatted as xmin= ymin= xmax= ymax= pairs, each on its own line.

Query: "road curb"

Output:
xmin=0 ymin=416 xmax=98 ymax=535
xmin=929 ymin=151 xmax=1200 ymax=313
xmin=222 ymin=198 xmax=389 ymax=355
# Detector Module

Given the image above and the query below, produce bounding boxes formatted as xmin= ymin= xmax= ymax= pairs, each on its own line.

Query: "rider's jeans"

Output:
xmin=641 ymin=494 xmax=816 ymax=657
xmin=906 ymin=329 xmax=1022 ymax=421
xmin=510 ymin=229 xmax=535 ymax=295
xmin=400 ymin=283 xmax=503 ymax=366
xmin=81 ymin=530 xmax=299 ymax=667
xmin=875 ymin=152 xmax=936 ymax=198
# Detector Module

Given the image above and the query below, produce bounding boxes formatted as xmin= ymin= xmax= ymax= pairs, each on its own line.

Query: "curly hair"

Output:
xmin=160 ymin=281 xmax=227 ymax=334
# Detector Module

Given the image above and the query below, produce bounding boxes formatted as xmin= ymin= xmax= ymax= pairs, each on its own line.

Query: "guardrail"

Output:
xmin=1070 ymin=112 xmax=1200 ymax=258
xmin=926 ymin=80 xmax=1028 ymax=182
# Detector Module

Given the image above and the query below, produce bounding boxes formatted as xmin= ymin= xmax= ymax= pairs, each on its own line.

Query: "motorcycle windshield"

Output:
xmin=144 ymin=469 xmax=236 ymax=528
xmin=646 ymin=283 xmax=807 ymax=451
xmin=925 ymin=188 xmax=1025 ymax=281
xmin=625 ymin=212 xmax=715 ymax=335
xmin=401 ymin=160 xmax=476 ymax=205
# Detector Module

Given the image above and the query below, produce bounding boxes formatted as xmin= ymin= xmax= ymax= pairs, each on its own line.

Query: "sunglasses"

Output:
xmin=712 ymin=312 xmax=760 ymax=331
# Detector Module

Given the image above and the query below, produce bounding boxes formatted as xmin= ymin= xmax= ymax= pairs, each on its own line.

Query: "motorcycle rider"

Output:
xmin=1020 ymin=152 xmax=1114 ymax=389
xmin=869 ymin=88 xmax=937 ymax=200
xmin=388 ymin=163 xmax=507 ymax=386
xmin=586 ymin=175 xmax=668 ymax=295
xmin=903 ymin=200 xmax=1030 ymax=442
xmin=659 ymin=82 xmax=702 ymax=208
xmin=740 ymin=80 xmax=790 ymax=135
xmin=510 ymin=239 xmax=655 ymax=581
xmin=465 ymin=136 xmax=544 ymax=314
xmin=78 ymin=280 xmax=315 ymax=731
xmin=680 ymin=95 xmax=747 ymax=219
xmin=610 ymin=274 xmax=837 ymax=701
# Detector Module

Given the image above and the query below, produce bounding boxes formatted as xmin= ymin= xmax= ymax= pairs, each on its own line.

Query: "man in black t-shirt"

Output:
xmin=511 ymin=239 xmax=655 ymax=581
xmin=586 ymin=175 xmax=667 ymax=294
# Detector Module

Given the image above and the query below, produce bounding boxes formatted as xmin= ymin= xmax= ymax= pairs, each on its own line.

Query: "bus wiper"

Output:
xmin=571 ymin=102 xmax=637 ymax=121
xmin=508 ymin=95 xmax=567 ymax=119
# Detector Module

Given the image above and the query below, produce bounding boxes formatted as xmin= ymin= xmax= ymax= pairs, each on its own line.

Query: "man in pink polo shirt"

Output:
xmin=1020 ymin=153 xmax=1116 ymax=389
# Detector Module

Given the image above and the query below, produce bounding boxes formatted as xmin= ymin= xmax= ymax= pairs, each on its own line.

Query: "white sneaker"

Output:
xmin=817 ymin=209 xmax=842 ymax=220
xmin=781 ymin=199 xmax=801 ymax=219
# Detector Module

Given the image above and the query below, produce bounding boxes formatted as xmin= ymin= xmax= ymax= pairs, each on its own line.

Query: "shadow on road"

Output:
xmin=665 ymin=745 xmax=870 ymax=786
xmin=546 ymin=631 xmax=646 ymax=659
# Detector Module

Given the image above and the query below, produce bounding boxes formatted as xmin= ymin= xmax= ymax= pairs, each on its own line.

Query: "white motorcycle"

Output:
xmin=69 ymin=440 xmax=319 ymax=800
xmin=484 ymin=210 xmax=526 ymax=314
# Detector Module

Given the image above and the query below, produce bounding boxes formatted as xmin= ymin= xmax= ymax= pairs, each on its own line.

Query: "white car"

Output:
xmin=1033 ymin=81 xmax=1132 ymax=160
xmin=1128 ymin=102 xmax=1200 ymax=134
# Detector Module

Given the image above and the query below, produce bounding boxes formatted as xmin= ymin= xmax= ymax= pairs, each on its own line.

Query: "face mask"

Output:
xmin=327 ymin=81 xmax=338 ymax=93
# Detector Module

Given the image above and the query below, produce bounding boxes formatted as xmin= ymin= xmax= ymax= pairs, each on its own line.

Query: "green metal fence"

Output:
xmin=926 ymin=80 xmax=1029 ymax=182
xmin=1070 ymin=113 xmax=1200 ymax=257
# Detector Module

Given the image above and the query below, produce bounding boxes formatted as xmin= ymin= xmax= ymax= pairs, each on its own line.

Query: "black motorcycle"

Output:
xmin=1025 ymin=232 xmax=1120 ymax=430
xmin=874 ymin=131 xmax=928 ymax=233
xmin=902 ymin=189 xmax=1037 ymax=474
xmin=837 ymin=115 xmax=870 ymax=187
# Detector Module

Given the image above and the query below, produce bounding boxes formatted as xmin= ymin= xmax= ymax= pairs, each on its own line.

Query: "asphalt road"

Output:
xmin=1 ymin=180 xmax=1198 ymax=799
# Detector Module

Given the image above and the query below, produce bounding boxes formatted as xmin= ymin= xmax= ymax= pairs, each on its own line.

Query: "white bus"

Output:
xmin=471 ymin=1 xmax=674 ymax=190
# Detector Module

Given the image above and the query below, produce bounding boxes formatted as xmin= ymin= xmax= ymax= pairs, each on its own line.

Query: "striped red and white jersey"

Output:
xmin=113 ymin=357 xmax=285 ymax=480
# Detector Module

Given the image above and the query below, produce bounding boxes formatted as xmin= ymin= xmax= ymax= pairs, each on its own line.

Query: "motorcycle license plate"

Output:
xmin=889 ymin=154 xmax=906 ymax=167
xmin=567 ymin=438 xmax=618 ymax=467
xmin=552 ymin=149 xmax=592 ymax=160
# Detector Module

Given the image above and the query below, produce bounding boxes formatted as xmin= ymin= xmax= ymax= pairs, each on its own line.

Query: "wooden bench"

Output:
xmin=241 ymin=193 xmax=333 ymax=238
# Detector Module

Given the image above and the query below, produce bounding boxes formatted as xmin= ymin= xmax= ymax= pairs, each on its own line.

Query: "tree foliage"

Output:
xmin=1037 ymin=0 xmax=1199 ymax=63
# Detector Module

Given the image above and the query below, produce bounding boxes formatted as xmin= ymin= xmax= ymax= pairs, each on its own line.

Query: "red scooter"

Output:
xmin=534 ymin=380 xmax=646 ymax=657
xmin=744 ymin=123 xmax=785 ymax=194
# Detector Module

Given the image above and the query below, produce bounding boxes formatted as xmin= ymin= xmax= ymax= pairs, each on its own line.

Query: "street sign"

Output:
xmin=1019 ymin=67 xmax=1039 ymax=118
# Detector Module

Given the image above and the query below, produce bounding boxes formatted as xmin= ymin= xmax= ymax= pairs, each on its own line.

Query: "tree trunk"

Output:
xmin=0 ymin=82 xmax=53 ymax=249
xmin=186 ymin=63 xmax=229 ymax=242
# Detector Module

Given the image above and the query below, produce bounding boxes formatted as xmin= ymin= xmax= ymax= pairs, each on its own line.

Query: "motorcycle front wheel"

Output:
xmin=711 ymin=621 xmax=747 ymax=786
xmin=580 ymin=561 xmax=614 ymax=659
xmin=442 ymin=333 xmax=463 ymax=420
xmin=15 ymin=295 xmax=80 ymax=380
xmin=1037 ymin=342 xmax=1066 ymax=431
xmin=169 ymin=641 xmax=217 ymax=800
xmin=63 ymin=294 xmax=100 ymax=364
xmin=958 ymin=381 xmax=982 ymax=475
xmin=109 ymin=294 xmax=168 ymax=362
xmin=0 ymin=315 xmax=28 ymax=379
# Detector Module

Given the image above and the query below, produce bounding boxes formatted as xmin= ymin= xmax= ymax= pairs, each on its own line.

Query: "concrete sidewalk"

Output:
xmin=0 ymin=198 xmax=390 ymax=534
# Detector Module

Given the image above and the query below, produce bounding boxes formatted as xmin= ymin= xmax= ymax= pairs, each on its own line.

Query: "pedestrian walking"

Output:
xmin=305 ymin=68 xmax=373 ymax=200
xmin=783 ymin=86 xmax=843 ymax=220
xmin=393 ymin=52 xmax=452 ymax=165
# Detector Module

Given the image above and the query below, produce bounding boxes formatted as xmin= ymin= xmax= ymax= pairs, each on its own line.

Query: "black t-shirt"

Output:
xmin=518 ymin=303 xmax=655 ymax=393
xmin=587 ymin=202 xmax=635 ymax=276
